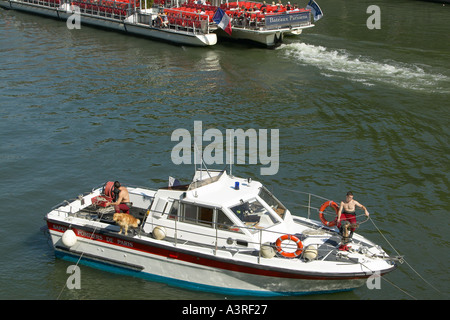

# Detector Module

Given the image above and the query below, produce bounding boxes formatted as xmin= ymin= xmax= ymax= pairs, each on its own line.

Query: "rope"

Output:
xmin=368 ymin=216 xmax=442 ymax=295
xmin=381 ymin=276 xmax=418 ymax=300
xmin=358 ymin=259 xmax=418 ymax=300
xmin=56 ymin=210 xmax=107 ymax=300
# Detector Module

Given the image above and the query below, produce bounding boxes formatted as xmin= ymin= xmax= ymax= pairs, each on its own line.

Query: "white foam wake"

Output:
xmin=280 ymin=42 xmax=449 ymax=92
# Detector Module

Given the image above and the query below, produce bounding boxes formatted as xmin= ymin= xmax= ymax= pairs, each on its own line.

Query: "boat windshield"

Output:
xmin=258 ymin=187 xmax=286 ymax=219
xmin=230 ymin=198 xmax=280 ymax=232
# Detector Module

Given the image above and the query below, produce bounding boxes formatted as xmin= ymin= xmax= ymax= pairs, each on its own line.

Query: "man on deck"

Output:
xmin=106 ymin=181 xmax=131 ymax=214
xmin=337 ymin=191 xmax=370 ymax=247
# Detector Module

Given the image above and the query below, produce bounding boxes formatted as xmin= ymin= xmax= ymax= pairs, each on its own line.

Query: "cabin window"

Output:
xmin=168 ymin=200 xmax=179 ymax=220
xmin=230 ymin=198 xmax=280 ymax=232
xmin=173 ymin=203 xmax=242 ymax=232
xmin=258 ymin=187 xmax=286 ymax=219
xmin=216 ymin=210 xmax=242 ymax=233
xmin=184 ymin=203 xmax=198 ymax=222
xmin=181 ymin=203 xmax=214 ymax=227
xmin=153 ymin=198 xmax=168 ymax=217
xmin=199 ymin=206 xmax=214 ymax=227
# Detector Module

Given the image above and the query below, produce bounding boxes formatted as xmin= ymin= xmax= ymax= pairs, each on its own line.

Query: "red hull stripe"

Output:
xmin=47 ymin=221 xmax=370 ymax=281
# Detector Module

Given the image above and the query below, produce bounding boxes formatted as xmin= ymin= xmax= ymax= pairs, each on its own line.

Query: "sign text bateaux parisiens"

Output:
xmin=265 ymin=11 xmax=310 ymax=29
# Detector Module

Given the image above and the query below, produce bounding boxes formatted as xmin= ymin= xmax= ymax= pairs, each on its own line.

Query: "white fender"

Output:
xmin=62 ymin=229 xmax=77 ymax=247
xmin=153 ymin=226 xmax=166 ymax=240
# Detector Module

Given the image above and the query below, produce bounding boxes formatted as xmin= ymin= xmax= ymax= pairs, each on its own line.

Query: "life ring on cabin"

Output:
xmin=319 ymin=201 xmax=339 ymax=227
xmin=275 ymin=234 xmax=303 ymax=258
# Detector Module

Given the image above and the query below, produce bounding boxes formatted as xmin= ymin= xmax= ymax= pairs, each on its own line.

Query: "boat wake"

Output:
xmin=279 ymin=42 xmax=449 ymax=93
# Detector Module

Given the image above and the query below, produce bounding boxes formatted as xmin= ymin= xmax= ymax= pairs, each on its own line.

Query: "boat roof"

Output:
xmin=181 ymin=169 xmax=264 ymax=209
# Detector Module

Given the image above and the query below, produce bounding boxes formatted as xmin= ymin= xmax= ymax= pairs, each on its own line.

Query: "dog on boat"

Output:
xmin=113 ymin=213 xmax=140 ymax=235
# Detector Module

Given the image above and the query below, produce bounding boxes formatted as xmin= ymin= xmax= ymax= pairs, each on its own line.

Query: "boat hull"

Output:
xmin=47 ymin=219 xmax=393 ymax=296
xmin=215 ymin=25 xmax=313 ymax=47
xmin=0 ymin=0 xmax=217 ymax=46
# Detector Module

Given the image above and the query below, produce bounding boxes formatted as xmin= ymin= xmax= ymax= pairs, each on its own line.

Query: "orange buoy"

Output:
xmin=319 ymin=201 xmax=339 ymax=227
xmin=275 ymin=234 xmax=303 ymax=258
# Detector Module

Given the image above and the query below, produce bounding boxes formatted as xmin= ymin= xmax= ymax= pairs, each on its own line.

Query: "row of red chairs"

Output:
xmin=220 ymin=1 xmax=263 ymax=9
xmin=72 ymin=1 xmax=129 ymax=16
xmin=167 ymin=17 xmax=203 ymax=29
xmin=221 ymin=1 xmax=305 ymax=13
xmin=71 ymin=0 xmax=140 ymax=6
xmin=163 ymin=7 xmax=214 ymax=29
xmin=28 ymin=0 xmax=61 ymax=4
xmin=183 ymin=3 xmax=218 ymax=12
xmin=164 ymin=9 xmax=213 ymax=21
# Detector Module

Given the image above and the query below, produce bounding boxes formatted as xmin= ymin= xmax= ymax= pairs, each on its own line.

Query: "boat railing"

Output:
xmin=226 ymin=9 xmax=311 ymax=31
xmin=18 ymin=0 xmax=62 ymax=7
xmin=158 ymin=8 xmax=211 ymax=34
xmin=145 ymin=212 xmax=340 ymax=264
xmin=146 ymin=212 xmax=300 ymax=257
xmin=49 ymin=187 xmax=340 ymax=263
xmin=69 ymin=0 xmax=136 ymax=20
xmin=275 ymin=189 xmax=333 ymax=221
xmin=143 ymin=191 xmax=340 ymax=263
xmin=16 ymin=0 xmax=140 ymax=19
xmin=161 ymin=1 xmax=311 ymax=32
xmin=48 ymin=0 xmax=214 ymax=35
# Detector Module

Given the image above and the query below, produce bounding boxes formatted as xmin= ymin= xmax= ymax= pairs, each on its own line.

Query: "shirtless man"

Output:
xmin=106 ymin=181 xmax=131 ymax=214
xmin=337 ymin=191 xmax=369 ymax=232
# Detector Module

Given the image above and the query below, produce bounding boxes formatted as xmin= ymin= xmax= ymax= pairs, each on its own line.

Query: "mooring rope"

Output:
xmin=368 ymin=216 xmax=442 ymax=295
xmin=358 ymin=260 xmax=418 ymax=300
xmin=56 ymin=210 xmax=107 ymax=300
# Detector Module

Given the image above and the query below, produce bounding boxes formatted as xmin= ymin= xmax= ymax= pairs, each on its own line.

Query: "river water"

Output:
xmin=0 ymin=0 xmax=449 ymax=300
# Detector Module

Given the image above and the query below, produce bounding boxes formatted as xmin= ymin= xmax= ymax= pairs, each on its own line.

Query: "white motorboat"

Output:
xmin=45 ymin=168 xmax=397 ymax=296
xmin=0 ymin=0 xmax=217 ymax=46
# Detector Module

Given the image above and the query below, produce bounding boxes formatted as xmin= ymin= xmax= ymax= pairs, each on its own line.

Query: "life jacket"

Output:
xmin=103 ymin=181 xmax=119 ymax=201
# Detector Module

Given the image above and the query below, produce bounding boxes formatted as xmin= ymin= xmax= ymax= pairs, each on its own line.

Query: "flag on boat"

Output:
xmin=306 ymin=0 xmax=324 ymax=22
xmin=213 ymin=8 xmax=232 ymax=35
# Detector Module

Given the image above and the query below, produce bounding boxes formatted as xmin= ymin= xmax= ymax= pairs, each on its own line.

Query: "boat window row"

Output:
xmin=161 ymin=187 xmax=285 ymax=233
xmin=167 ymin=201 xmax=244 ymax=233
xmin=21 ymin=0 xmax=61 ymax=7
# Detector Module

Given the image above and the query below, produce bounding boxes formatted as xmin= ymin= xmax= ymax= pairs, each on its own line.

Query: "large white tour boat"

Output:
xmin=0 ymin=0 xmax=322 ymax=47
xmin=0 ymin=0 xmax=218 ymax=46
xmin=45 ymin=168 xmax=398 ymax=296
xmin=212 ymin=0 xmax=316 ymax=47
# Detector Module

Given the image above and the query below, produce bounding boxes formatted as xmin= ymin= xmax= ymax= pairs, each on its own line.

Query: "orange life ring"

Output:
xmin=319 ymin=201 xmax=339 ymax=227
xmin=275 ymin=234 xmax=303 ymax=258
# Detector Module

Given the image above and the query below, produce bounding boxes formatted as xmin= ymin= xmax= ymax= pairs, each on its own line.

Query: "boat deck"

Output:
xmin=70 ymin=202 xmax=368 ymax=265
xmin=75 ymin=203 xmax=147 ymax=224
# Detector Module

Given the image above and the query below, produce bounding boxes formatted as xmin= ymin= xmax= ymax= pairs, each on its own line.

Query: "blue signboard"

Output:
xmin=265 ymin=11 xmax=310 ymax=30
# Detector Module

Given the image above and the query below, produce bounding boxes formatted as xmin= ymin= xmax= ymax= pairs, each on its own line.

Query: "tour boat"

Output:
xmin=213 ymin=1 xmax=315 ymax=47
xmin=1 ymin=0 xmax=320 ymax=48
xmin=0 ymin=0 xmax=217 ymax=46
xmin=44 ymin=168 xmax=398 ymax=296
xmin=161 ymin=0 xmax=317 ymax=47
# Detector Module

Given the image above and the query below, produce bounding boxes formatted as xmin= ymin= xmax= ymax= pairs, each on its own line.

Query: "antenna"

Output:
xmin=193 ymin=137 xmax=211 ymax=180
xmin=229 ymin=130 xmax=233 ymax=176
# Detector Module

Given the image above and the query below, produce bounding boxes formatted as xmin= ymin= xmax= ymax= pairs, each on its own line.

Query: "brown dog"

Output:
xmin=113 ymin=213 xmax=140 ymax=235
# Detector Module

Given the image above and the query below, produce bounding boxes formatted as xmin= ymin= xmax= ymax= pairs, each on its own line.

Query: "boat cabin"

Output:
xmin=142 ymin=169 xmax=294 ymax=249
